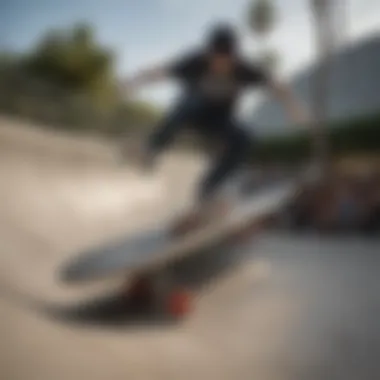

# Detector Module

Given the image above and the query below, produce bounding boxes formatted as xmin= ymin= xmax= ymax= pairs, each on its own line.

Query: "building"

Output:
xmin=252 ymin=34 xmax=380 ymax=136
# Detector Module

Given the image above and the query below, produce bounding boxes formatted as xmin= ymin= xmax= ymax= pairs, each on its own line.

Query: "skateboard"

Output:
xmin=60 ymin=180 xmax=298 ymax=319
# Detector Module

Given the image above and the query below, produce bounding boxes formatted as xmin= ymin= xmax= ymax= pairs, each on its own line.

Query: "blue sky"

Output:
xmin=1 ymin=0 xmax=379 ymax=109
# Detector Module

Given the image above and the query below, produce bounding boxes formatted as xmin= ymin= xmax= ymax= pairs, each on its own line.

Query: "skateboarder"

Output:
xmin=121 ymin=22 xmax=311 ymax=233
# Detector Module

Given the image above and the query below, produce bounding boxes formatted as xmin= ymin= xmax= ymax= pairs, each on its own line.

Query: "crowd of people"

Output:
xmin=284 ymin=168 xmax=380 ymax=234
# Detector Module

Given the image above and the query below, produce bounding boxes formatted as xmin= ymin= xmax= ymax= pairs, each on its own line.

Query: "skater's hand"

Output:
xmin=267 ymin=79 xmax=313 ymax=127
xmin=118 ymin=78 xmax=140 ymax=99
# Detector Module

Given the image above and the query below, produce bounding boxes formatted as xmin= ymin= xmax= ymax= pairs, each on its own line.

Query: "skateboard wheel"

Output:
xmin=166 ymin=290 xmax=192 ymax=318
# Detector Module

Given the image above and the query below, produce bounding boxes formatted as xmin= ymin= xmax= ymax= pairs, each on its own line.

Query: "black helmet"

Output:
xmin=207 ymin=23 xmax=238 ymax=54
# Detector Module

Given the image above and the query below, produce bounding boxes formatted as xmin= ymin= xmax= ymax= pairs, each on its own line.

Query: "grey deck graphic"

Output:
xmin=61 ymin=180 xmax=297 ymax=284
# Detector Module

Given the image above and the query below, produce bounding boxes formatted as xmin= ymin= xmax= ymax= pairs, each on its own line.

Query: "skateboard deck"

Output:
xmin=61 ymin=179 xmax=297 ymax=284
xmin=59 ymin=165 xmax=320 ymax=318
xmin=59 ymin=177 xmax=304 ymax=318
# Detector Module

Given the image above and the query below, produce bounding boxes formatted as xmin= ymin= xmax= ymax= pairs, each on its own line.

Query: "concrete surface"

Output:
xmin=0 ymin=117 xmax=380 ymax=380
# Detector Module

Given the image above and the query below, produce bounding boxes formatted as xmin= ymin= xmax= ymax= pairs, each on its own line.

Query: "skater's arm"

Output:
xmin=120 ymin=65 xmax=170 ymax=95
xmin=121 ymin=51 xmax=202 ymax=95
xmin=130 ymin=66 xmax=170 ymax=87
xmin=267 ymin=79 xmax=311 ymax=126
xmin=240 ymin=61 xmax=311 ymax=126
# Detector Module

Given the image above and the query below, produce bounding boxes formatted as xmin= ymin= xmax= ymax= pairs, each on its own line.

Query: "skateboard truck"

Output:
xmin=125 ymin=271 xmax=193 ymax=319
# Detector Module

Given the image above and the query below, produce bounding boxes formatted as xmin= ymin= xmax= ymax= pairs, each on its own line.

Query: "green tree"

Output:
xmin=0 ymin=23 xmax=161 ymax=138
xmin=0 ymin=52 xmax=17 ymax=68
xmin=26 ymin=23 xmax=116 ymax=108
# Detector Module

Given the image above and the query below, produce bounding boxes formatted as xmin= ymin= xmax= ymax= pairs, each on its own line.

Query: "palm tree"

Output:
xmin=248 ymin=0 xmax=276 ymax=40
xmin=247 ymin=0 xmax=277 ymax=71
xmin=310 ymin=0 xmax=337 ymax=175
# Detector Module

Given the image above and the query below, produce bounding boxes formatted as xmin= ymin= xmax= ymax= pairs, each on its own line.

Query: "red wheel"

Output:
xmin=166 ymin=289 xmax=192 ymax=318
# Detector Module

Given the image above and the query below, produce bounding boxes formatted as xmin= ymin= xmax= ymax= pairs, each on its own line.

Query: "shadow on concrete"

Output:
xmin=44 ymin=291 xmax=177 ymax=329
xmin=1 ymin=236 xmax=259 ymax=330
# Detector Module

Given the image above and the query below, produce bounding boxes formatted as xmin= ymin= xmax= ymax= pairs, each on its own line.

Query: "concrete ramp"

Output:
xmin=0 ymin=118 xmax=162 ymax=247
xmin=0 ymin=116 xmax=205 ymax=250
xmin=1 ymin=117 xmax=380 ymax=380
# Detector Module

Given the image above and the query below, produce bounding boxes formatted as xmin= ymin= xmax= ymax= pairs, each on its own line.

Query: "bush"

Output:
xmin=252 ymin=112 xmax=380 ymax=164
xmin=0 ymin=24 xmax=160 ymax=138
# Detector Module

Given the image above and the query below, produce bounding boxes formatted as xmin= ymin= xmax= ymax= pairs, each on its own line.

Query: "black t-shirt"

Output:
xmin=168 ymin=50 xmax=269 ymax=113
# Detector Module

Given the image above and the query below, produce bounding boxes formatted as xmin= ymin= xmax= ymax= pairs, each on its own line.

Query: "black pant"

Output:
xmin=148 ymin=94 xmax=254 ymax=201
